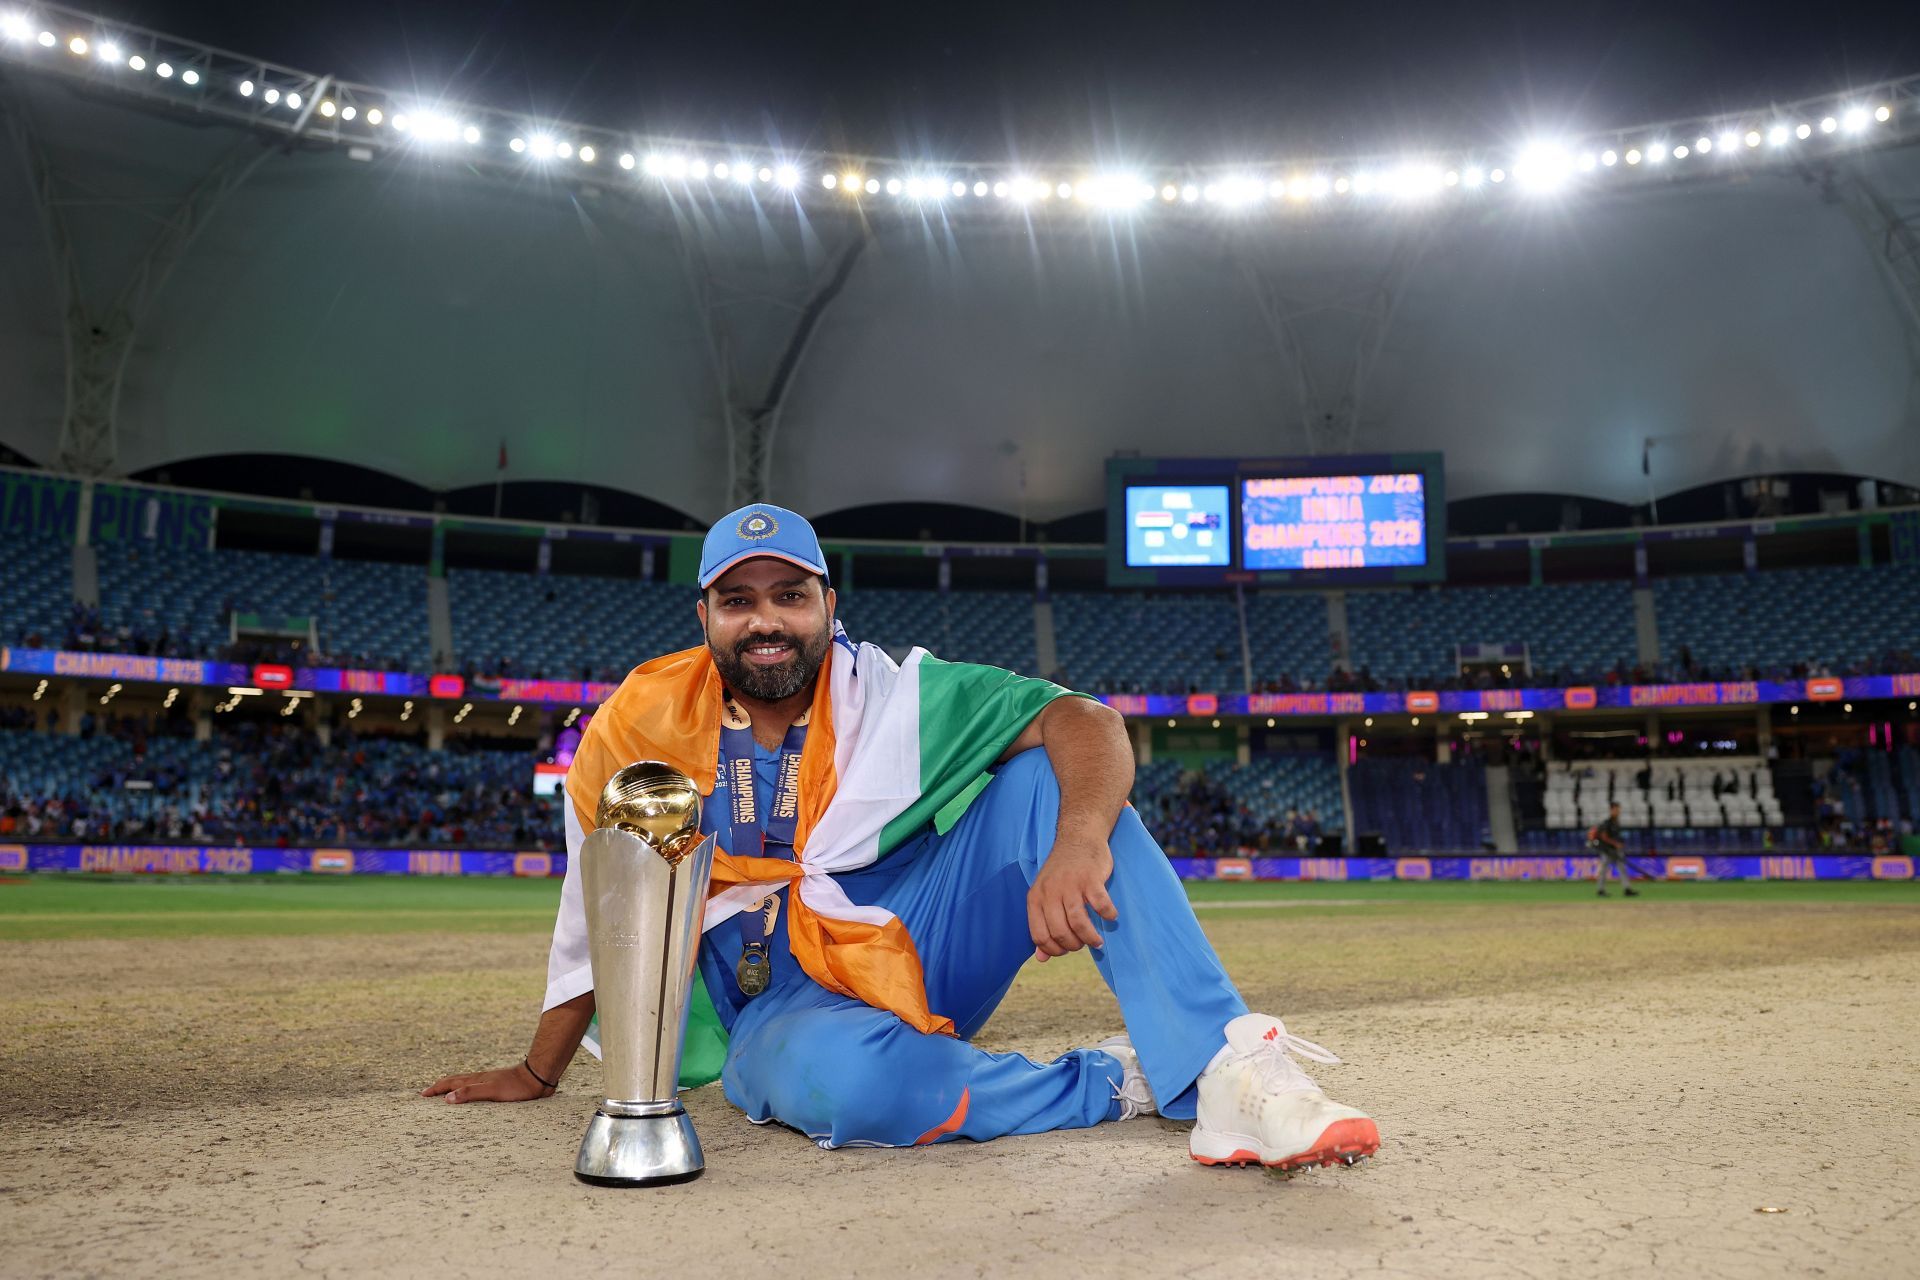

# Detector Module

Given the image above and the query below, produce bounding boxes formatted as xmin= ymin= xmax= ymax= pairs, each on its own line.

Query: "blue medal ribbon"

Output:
xmin=718 ymin=694 xmax=807 ymax=995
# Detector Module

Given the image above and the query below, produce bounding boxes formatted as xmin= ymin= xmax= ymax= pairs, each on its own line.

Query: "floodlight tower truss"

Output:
xmin=1807 ymin=160 xmax=1920 ymax=428
xmin=665 ymin=215 xmax=871 ymax=508
xmin=1 ymin=66 xmax=323 ymax=474
xmin=1236 ymin=224 xmax=1431 ymax=456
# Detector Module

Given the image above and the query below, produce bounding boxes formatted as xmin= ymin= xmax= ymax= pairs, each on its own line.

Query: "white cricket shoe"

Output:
xmin=1095 ymin=1035 xmax=1158 ymax=1119
xmin=1190 ymin=1013 xmax=1380 ymax=1170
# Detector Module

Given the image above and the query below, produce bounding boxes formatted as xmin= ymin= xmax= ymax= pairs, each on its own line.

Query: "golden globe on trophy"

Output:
xmin=572 ymin=761 xmax=717 ymax=1187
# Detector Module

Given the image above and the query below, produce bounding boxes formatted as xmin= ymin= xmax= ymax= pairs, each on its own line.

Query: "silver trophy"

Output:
xmin=573 ymin=761 xmax=717 ymax=1187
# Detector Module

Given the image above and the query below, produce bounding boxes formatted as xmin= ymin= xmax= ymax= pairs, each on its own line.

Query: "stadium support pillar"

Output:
xmin=190 ymin=691 xmax=211 ymax=742
xmin=1132 ymin=718 xmax=1152 ymax=767
xmin=1324 ymin=591 xmax=1351 ymax=673
xmin=1633 ymin=588 xmax=1660 ymax=666
xmin=59 ymin=685 xmax=82 ymax=736
xmin=1645 ymin=713 xmax=1661 ymax=751
xmin=427 ymin=706 xmax=446 ymax=752
xmin=1236 ymin=723 xmax=1251 ymax=767
xmin=1756 ymin=708 xmax=1774 ymax=758
xmin=1335 ymin=720 xmax=1357 ymax=854
xmin=310 ymin=698 xmax=331 ymax=747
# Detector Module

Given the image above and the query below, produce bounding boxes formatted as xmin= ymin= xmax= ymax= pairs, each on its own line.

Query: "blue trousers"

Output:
xmin=710 ymin=748 xmax=1248 ymax=1148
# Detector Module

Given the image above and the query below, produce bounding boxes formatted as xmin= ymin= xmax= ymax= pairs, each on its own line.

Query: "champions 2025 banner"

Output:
xmin=7 ymin=845 xmax=1912 ymax=881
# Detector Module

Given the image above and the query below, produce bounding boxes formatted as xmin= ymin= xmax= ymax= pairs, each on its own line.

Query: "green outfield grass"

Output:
xmin=2 ymin=872 xmax=1916 ymax=941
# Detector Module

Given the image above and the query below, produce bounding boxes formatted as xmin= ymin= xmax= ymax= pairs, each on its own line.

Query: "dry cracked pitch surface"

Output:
xmin=4 ymin=899 xmax=1919 ymax=1278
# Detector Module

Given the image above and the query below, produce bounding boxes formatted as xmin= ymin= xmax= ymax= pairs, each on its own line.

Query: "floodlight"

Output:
xmin=556 ymin=142 xmax=570 ymax=159
xmin=1576 ymin=153 xmax=1595 ymax=171
xmin=1767 ymin=124 xmax=1788 ymax=145
xmin=509 ymin=137 xmax=526 ymax=153
xmin=687 ymin=157 xmax=705 ymax=177
xmin=1333 ymin=176 xmax=1350 ymax=194
xmin=1181 ymin=183 xmax=1199 ymax=201
xmin=1624 ymin=148 xmax=1641 ymax=165
xmin=822 ymin=173 xmax=838 ymax=188
xmin=319 ymin=100 xmax=336 ymax=117
xmin=180 ymin=68 xmax=198 ymax=85
xmin=886 ymin=177 xmax=902 ymax=194
xmin=391 ymin=112 xmax=410 ymax=131
xmin=1647 ymin=142 xmax=1668 ymax=162
xmin=619 ymin=152 xmax=635 ymax=170
xmin=529 ymin=134 xmax=554 ymax=157
xmin=1056 ymin=181 xmax=1072 ymax=199
xmin=862 ymin=177 xmax=879 ymax=194
xmin=1744 ymin=129 xmax=1760 ymax=146
xmin=1876 ymin=105 xmax=1892 ymax=122
xmin=1819 ymin=116 xmax=1837 ymax=133
xmin=1673 ymin=144 xmax=1689 ymax=158
xmin=1161 ymin=183 xmax=1177 ymax=200
xmin=993 ymin=180 xmax=1009 ymax=197
xmin=1488 ymin=168 xmax=1505 ymax=183
xmin=1843 ymin=107 xmax=1869 ymax=131
xmin=340 ymin=106 xmax=355 ymax=120
xmin=1794 ymin=122 xmax=1811 ymax=139
xmin=1515 ymin=146 xmax=1570 ymax=189
xmin=663 ymin=154 xmax=687 ymax=177
xmin=642 ymin=154 xmax=663 ymax=174
xmin=839 ymin=171 xmax=861 ymax=191
xmin=713 ymin=161 xmax=730 ymax=179
xmin=1695 ymin=135 xmax=1711 ymax=152
xmin=67 ymin=34 xmax=85 ymax=54
xmin=158 ymin=61 xmax=174 ymax=78
xmin=366 ymin=108 xmax=383 ymax=125
xmin=36 ymin=29 xmax=52 ymax=47
xmin=1201 ymin=182 xmax=1218 ymax=201
xmin=97 ymin=41 xmax=119 ymax=61
xmin=777 ymin=165 xmax=799 ymax=187
xmin=578 ymin=143 xmax=594 ymax=161
xmin=972 ymin=180 xmax=987 ymax=196
xmin=767 ymin=166 xmax=783 ymax=184
xmin=951 ymin=179 xmax=967 ymax=196
xmin=1 ymin=15 xmax=30 ymax=41
xmin=733 ymin=163 xmax=753 ymax=183
xmin=1352 ymin=173 xmax=1374 ymax=194
xmin=286 ymin=90 xmax=301 ymax=107
xmin=263 ymin=86 xmax=279 ymax=103
xmin=126 ymin=54 xmax=142 ymax=70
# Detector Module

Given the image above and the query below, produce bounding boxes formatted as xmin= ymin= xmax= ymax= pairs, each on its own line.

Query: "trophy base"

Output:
xmin=573 ymin=1104 xmax=705 ymax=1187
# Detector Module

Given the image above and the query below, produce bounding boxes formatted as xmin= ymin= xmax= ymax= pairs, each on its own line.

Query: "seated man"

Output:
xmin=426 ymin=504 xmax=1379 ymax=1170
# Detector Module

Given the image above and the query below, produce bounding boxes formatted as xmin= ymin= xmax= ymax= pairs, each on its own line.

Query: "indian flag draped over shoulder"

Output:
xmin=564 ymin=623 xmax=1075 ymax=1086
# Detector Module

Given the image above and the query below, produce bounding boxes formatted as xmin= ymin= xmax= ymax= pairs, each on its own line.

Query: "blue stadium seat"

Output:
xmin=1055 ymin=592 xmax=1243 ymax=693
xmin=1654 ymin=565 xmax=1920 ymax=674
xmin=0 ymin=533 xmax=72 ymax=647
xmin=1345 ymin=580 xmax=1638 ymax=685
xmin=448 ymin=569 xmax=698 ymax=681
xmin=94 ymin=544 xmax=430 ymax=670
xmin=835 ymin=588 xmax=1036 ymax=673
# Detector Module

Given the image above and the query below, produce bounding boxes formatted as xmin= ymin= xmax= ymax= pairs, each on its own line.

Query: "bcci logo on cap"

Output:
xmin=737 ymin=511 xmax=779 ymax=541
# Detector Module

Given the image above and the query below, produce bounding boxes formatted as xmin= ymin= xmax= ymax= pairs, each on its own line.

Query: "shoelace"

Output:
xmin=1242 ymin=1023 xmax=1343 ymax=1096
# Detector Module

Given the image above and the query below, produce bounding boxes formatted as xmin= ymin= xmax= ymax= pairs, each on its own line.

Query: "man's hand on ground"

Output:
xmin=1028 ymin=832 xmax=1119 ymax=961
xmin=421 ymin=1063 xmax=553 ymax=1104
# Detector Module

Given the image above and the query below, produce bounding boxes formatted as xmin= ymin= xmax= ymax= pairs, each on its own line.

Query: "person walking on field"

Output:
xmin=1589 ymin=800 xmax=1639 ymax=897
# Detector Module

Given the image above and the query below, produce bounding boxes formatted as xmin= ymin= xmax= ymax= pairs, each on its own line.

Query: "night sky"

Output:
xmin=91 ymin=0 xmax=1920 ymax=166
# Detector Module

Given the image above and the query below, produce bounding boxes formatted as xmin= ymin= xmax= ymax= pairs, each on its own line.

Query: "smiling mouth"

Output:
xmin=741 ymin=642 xmax=795 ymax=665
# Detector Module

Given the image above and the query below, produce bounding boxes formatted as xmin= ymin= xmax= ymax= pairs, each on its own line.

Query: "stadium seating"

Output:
xmin=448 ymin=568 xmax=696 ymax=681
xmin=1344 ymin=580 xmax=1638 ymax=685
xmin=0 ymin=533 xmax=71 ymax=648
xmin=835 ymin=588 xmax=1037 ymax=673
xmin=94 ymin=544 xmax=431 ymax=671
xmin=1131 ymin=753 xmax=1343 ymax=854
xmin=1538 ymin=757 xmax=1783 ymax=829
xmin=1055 ymin=591 xmax=1243 ymax=692
xmin=1825 ymin=746 xmax=1919 ymax=825
xmin=1653 ymin=565 xmax=1920 ymax=675
xmin=1244 ymin=591 xmax=1331 ymax=688
xmin=0 ymin=721 xmax=553 ymax=848
xmin=1349 ymin=757 xmax=1489 ymax=851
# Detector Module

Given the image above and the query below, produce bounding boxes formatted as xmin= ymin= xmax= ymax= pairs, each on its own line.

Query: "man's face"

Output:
xmin=697 ymin=558 xmax=836 ymax=703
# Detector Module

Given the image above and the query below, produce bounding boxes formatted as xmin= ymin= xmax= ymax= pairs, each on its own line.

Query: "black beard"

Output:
xmin=710 ymin=625 xmax=830 ymax=703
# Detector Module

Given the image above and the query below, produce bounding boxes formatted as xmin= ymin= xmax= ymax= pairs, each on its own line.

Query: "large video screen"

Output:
xmin=1123 ymin=484 xmax=1231 ymax=567
xmin=1105 ymin=452 xmax=1444 ymax=587
xmin=1241 ymin=473 xmax=1428 ymax=570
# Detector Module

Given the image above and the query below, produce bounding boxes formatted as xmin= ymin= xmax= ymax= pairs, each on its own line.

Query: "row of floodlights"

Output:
xmin=2 ymin=11 xmax=1899 ymax=206
xmin=5 ymin=19 xmax=203 ymax=83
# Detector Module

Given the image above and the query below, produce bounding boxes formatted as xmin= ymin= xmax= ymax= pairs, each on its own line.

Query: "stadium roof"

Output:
xmin=2 ymin=4 xmax=1918 ymax=526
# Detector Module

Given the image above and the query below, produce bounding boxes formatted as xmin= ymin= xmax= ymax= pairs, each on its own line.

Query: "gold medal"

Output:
xmin=735 ymin=895 xmax=781 ymax=998
xmin=736 ymin=943 xmax=771 ymax=997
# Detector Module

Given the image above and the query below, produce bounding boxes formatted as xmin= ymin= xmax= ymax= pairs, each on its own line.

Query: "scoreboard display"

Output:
xmin=1106 ymin=453 xmax=1444 ymax=587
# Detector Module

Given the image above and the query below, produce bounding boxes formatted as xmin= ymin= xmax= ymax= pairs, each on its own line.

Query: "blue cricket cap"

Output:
xmin=698 ymin=503 xmax=830 ymax=589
